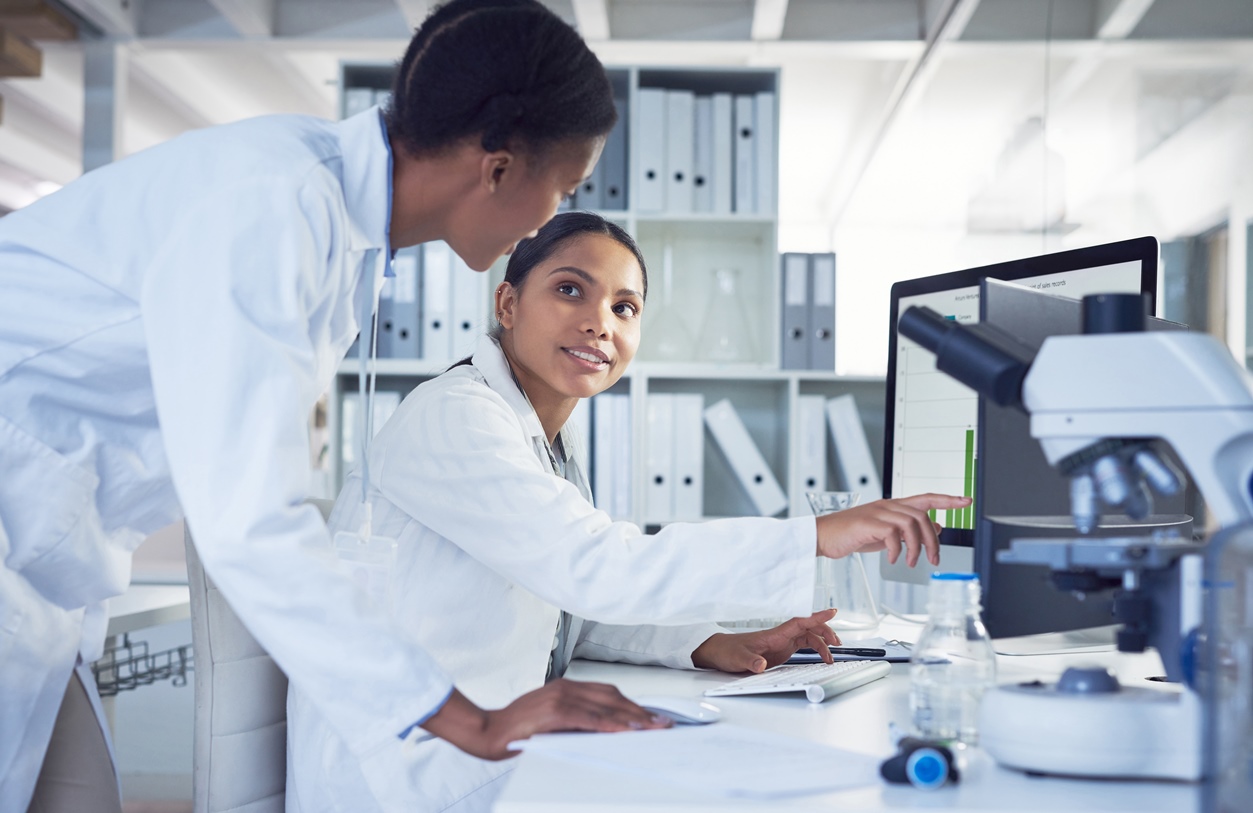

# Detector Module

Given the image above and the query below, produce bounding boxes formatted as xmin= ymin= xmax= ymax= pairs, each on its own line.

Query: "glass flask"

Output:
xmin=807 ymin=491 xmax=880 ymax=633
xmin=696 ymin=267 xmax=756 ymax=364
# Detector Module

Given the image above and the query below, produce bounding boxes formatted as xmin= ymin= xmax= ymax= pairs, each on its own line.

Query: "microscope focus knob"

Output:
xmin=1082 ymin=293 xmax=1150 ymax=334
xmin=1057 ymin=667 xmax=1121 ymax=694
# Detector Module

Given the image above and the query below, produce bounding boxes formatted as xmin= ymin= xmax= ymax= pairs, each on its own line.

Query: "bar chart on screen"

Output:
xmin=892 ymin=306 xmax=978 ymax=531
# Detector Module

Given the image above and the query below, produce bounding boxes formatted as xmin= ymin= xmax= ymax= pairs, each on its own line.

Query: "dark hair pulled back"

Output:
xmin=387 ymin=0 xmax=617 ymax=159
xmin=490 ymin=211 xmax=648 ymax=340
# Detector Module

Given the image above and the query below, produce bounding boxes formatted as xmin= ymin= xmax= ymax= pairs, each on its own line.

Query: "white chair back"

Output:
xmin=184 ymin=499 xmax=335 ymax=813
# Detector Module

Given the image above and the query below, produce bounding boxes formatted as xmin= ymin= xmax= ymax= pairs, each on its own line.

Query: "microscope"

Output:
xmin=899 ymin=293 xmax=1253 ymax=781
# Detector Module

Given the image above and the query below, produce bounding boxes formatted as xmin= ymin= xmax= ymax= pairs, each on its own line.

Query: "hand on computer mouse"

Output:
xmin=691 ymin=610 xmax=840 ymax=673
xmin=815 ymin=494 xmax=970 ymax=567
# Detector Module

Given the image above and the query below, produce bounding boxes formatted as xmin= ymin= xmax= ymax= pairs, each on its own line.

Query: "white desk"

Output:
xmin=495 ymin=624 xmax=1201 ymax=812
xmin=106 ymin=584 xmax=191 ymax=637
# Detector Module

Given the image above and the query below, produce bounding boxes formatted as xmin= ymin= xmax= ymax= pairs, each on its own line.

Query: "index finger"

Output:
xmin=899 ymin=492 xmax=971 ymax=511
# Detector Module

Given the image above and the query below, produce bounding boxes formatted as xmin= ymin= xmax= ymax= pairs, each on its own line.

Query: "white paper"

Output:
xmin=509 ymin=723 xmax=880 ymax=798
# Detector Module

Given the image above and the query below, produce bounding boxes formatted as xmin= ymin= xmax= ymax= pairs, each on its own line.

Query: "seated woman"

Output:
xmin=287 ymin=212 xmax=966 ymax=813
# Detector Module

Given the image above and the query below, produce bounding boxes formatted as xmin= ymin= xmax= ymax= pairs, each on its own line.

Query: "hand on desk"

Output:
xmin=815 ymin=493 xmax=971 ymax=567
xmin=421 ymin=680 xmax=671 ymax=761
xmin=692 ymin=610 xmax=841 ymax=674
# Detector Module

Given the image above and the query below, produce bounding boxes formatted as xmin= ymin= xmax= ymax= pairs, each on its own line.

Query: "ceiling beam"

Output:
xmin=1096 ymin=0 xmax=1155 ymax=40
xmin=56 ymin=0 xmax=137 ymax=38
xmin=821 ymin=0 xmax=981 ymax=231
xmin=392 ymin=0 xmax=429 ymax=30
xmin=571 ymin=0 xmax=609 ymax=41
xmin=750 ymin=0 xmax=788 ymax=41
xmin=207 ymin=0 xmax=275 ymax=38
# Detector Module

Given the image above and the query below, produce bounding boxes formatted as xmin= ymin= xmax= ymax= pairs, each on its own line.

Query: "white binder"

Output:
xmin=450 ymin=251 xmax=487 ymax=360
xmin=791 ymin=395 xmax=828 ymax=516
xmin=703 ymin=398 xmax=787 ymax=517
xmin=340 ymin=390 xmax=401 ymax=472
xmin=754 ymin=91 xmax=775 ymax=215
xmin=636 ymin=88 xmax=667 ymax=213
xmin=692 ymin=95 xmax=714 ymax=213
xmin=809 ymin=253 xmax=836 ymax=371
xmin=645 ymin=393 xmax=675 ymax=523
xmin=612 ymin=393 xmax=632 ymax=519
xmin=825 ymin=394 xmax=882 ymax=500
xmin=732 ymin=94 xmax=756 ymax=214
xmin=664 ymin=90 xmax=694 ymax=214
xmin=711 ymin=93 xmax=734 ymax=215
xmin=780 ymin=253 xmax=809 ymax=370
xmin=672 ymin=393 xmax=705 ymax=520
xmin=592 ymin=394 xmax=616 ymax=513
xmin=420 ymin=241 xmax=453 ymax=361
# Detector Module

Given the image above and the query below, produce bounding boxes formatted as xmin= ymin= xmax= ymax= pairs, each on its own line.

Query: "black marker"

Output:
xmin=797 ymin=646 xmax=888 ymax=658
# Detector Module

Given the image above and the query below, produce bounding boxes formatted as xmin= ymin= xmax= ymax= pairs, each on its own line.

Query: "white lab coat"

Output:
xmin=286 ymin=336 xmax=818 ymax=813
xmin=0 ymin=108 xmax=457 ymax=811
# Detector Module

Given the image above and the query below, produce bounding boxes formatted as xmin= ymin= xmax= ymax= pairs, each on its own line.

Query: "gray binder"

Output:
xmin=577 ymin=153 xmax=603 ymax=210
xmin=733 ymin=94 xmax=756 ymax=214
xmin=380 ymin=248 xmax=420 ymax=358
xmin=780 ymin=253 xmax=810 ymax=370
xmin=808 ymin=253 xmax=836 ymax=371
xmin=601 ymin=98 xmax=628 ymax=210
xmin=692 ymin=95 xmax=713 ymax=213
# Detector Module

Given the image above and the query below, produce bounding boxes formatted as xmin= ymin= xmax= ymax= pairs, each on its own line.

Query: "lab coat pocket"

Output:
xmin=0 ymin=413 xmax=104 ymax=608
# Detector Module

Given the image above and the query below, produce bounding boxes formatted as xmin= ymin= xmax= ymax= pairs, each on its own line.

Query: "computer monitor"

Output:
xmin=973 ymin=277 xmax=1190 ymax=639
xmin=880 ymin=237 xmax=1161 ymax=596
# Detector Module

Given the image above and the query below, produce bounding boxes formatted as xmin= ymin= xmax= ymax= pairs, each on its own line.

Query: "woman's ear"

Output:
xmin=481 ymin=150 xmax=515 ymax=193
xmin=495 ymin=282 xmax=517 ymax=329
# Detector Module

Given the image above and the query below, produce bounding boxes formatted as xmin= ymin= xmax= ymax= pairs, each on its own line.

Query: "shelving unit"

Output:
xmin=325 ymin=62 xmax=888 ymax=525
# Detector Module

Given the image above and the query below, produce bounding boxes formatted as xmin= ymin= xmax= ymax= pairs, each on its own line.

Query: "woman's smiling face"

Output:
xmin=496 ymin=232 xmax=645 ymax=403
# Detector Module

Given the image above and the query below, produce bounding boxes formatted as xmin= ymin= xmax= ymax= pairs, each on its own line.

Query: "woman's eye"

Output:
xmin=557 ymin=283 xmax=581 ymax=297
xmin=614 ymin=302 xmax=639 ymax=317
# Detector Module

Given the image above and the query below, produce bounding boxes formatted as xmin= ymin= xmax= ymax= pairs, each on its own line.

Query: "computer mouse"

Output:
xmin=634 ymin=695 xmax=722 ymax=725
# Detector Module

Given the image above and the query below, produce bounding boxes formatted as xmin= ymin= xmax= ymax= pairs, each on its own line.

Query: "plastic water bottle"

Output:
xmin=909 ymin=573 xmax=996 ymax=745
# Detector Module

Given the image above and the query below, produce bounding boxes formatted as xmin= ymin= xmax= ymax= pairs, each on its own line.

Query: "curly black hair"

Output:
xmin=386 ymin=0 xmax=618 ymax=160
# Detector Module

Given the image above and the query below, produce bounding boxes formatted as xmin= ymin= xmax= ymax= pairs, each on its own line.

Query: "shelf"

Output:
xmin=337 ymin=358 xmax=455 ymax=376
xmin=337 ymin=357 xmax=883 ymax=385
xmin=632 ymin=212 xmax=775 ymax=225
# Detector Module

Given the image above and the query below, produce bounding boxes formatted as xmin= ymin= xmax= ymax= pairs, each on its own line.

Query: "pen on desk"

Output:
xmin=797 ymin=646 xmax=888 ymax=658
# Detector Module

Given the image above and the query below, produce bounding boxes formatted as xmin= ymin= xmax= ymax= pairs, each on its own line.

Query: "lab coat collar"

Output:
xmin=471 ymin=335 xmax=546 ymax=441
xmin=337 ymin=107 xmax=392 ymax=255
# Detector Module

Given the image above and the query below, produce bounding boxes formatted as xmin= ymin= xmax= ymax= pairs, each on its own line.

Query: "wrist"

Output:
xmin=420 ymin=690 xmax=492 ymax=754
xmin=691 ymin=633 xmax=729 ymax=670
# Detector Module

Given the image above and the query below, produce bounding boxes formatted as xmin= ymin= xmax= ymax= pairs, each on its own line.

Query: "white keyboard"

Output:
xmin=703 ymin=659 xmax=891 ymax=703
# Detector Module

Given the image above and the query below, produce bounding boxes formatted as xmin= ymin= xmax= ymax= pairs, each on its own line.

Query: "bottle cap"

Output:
xmin=927 ymin=572 xmax=981 ymax=615
xmin=906 ymin=747 xmax=950 ymax=790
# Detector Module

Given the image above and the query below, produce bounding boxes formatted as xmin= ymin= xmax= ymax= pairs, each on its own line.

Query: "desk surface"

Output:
xmin=105 ymin=584 xmax=191 ymax=637
xmin=495 ymin=623 xmax=1201 ymax=813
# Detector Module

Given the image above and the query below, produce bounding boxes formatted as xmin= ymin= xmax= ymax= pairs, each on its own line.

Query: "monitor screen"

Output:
xmin=881 ymin=237 xmax=1159 ymax=588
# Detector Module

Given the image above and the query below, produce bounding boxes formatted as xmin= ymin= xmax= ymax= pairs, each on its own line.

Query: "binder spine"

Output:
xmin=780 ymin=253 xmax=810 ymax=370
xmin=825 ymin=394 xmax=883 ymax=500
xmin=733 ymin=94 xmax=756 ymax=214
xmin=809 ymin=253 xmax=836 ymax=371
xmin=703 ymin=398 xmax=787 ymax=517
